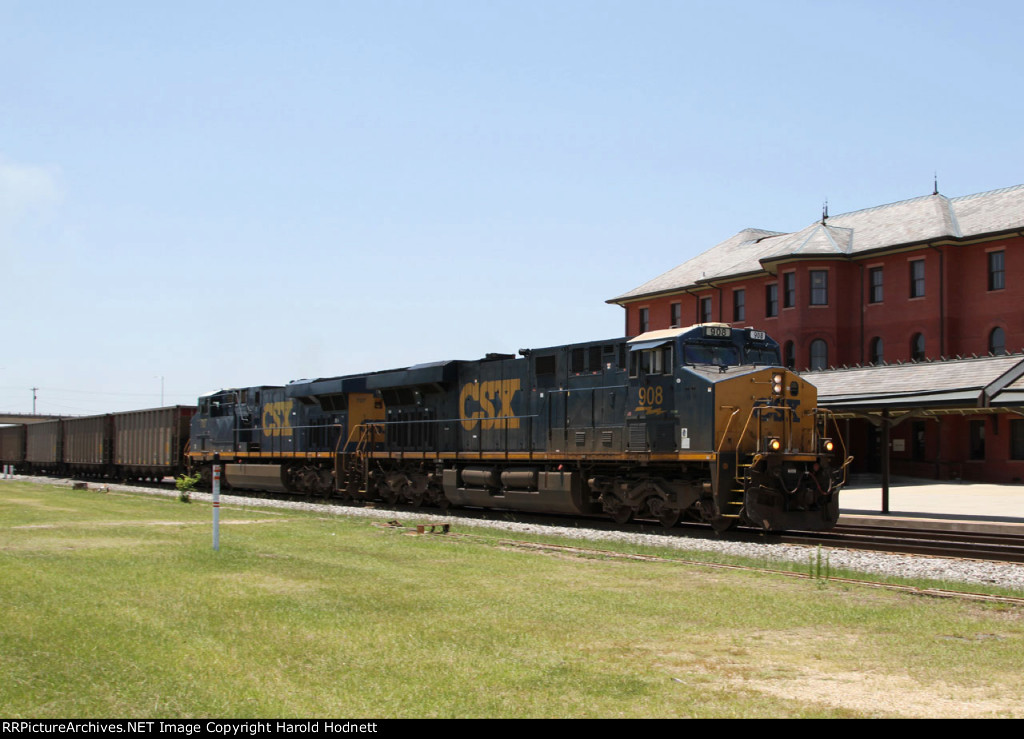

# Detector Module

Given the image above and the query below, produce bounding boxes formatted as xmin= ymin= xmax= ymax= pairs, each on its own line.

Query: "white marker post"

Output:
xmin=212 ymin=453 xmax=221 ymax=551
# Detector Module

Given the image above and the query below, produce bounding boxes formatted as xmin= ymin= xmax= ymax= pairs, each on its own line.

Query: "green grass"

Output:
xmin=2 ymin=481 xmax=1024 ymax=718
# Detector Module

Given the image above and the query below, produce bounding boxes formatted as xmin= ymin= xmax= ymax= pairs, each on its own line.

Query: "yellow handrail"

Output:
xmin=715 ymin=407 xmax=741 ymax=454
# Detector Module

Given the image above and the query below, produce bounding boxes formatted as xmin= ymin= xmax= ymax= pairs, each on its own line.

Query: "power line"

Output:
xmin=0 ymin=385 xmax=195 ymax=399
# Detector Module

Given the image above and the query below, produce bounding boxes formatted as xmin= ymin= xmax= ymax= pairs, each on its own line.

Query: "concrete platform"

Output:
xmin=839 ymin=474 xmax=1024 ymax=532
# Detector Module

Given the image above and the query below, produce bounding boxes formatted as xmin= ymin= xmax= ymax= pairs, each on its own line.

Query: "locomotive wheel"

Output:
xmin=658 ymin=510 xmax=681 ymax=529
xmin=341 ymin=480 xmax=360 ymax=502
xmin=711 ymin=516 xmax=737 ymax=534
xmin=426 ymin=481 xmax=448 ymax=509
xmin=610 ymin=506 xmax=633 ymax=525
xmin=407 ymin=486 xmax=425 ymax=507
xmin=380 ymin=487 xmax=398 ymax=505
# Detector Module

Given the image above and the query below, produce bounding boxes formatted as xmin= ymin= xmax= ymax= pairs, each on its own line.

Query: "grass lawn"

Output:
xmin=2 ymin=480 xmax=1023 ymax=718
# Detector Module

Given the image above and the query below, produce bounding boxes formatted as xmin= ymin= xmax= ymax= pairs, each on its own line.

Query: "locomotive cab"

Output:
xmin=625 ymin=323 xmax=771 ymax=454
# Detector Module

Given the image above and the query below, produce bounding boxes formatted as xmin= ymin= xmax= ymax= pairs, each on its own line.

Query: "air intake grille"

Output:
xmin=628 ymin=424 xmax=647 ymax=451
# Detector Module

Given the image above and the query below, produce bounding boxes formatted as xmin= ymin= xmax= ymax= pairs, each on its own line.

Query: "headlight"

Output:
xmin=772 ymin=373 xmax=783 ymax=395
xmin=767 ymin=437 xmax=782 ymax=452
xmin=822 ymin=439 xmax=834 ymax=453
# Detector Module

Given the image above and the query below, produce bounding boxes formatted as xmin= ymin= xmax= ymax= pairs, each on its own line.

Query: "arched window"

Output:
xmin=783 ymin=341 xmax=795 ymax=370
xmin=809 ymin=340 xmax=828 ymax=371
xmin=911 ymin=333 xmax=925 ymax=361
xmin=990 ymin=327 xmax=1006 ymax=355
xmin=869 ymin=337 xmax=884 ymax=365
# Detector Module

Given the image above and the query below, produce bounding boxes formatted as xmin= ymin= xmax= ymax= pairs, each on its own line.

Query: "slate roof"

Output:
xmin=611 ymin=184 xmax=1024 ymax=303
xmin=801 ymin=354 xmax=1024 ymax=410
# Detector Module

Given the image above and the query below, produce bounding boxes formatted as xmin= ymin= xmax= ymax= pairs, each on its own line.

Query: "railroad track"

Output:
xmin=778 ymin=524 xmax=1024 ymax=564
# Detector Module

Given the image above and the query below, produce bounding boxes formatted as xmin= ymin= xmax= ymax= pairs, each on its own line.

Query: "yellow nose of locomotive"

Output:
xmin=714 ymin=367 xmax=814 ymax=455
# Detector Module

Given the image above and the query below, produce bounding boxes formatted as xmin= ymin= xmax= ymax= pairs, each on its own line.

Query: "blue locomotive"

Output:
xmin=187 ymin=324 xmax=849 ymax=531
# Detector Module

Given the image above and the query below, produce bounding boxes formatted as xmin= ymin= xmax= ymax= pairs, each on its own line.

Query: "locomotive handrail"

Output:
xmin=715 ymin=407 xmax=741 ymax=454
xmin=346 ymin=421 xmax=384 ymax=449
xmin=731 ymin=405 xmax=761 ymax=457
xmin=331 ymin=421 xmax=386 ymax=496
xmin=815 ymin=407 xmax=853 ymax=488
xmin=354 ymin=414 xmax=537 ymax=425
xmin=542 ymin=384 xmax=628 ymax=394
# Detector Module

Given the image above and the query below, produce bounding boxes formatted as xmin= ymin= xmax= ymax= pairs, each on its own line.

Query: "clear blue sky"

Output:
xmin=2 ymin=0 xmax=1022 ymax=414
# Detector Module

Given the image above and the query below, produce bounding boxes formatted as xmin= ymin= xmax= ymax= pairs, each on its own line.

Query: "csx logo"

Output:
xmin=263 ymin=401 xmax=294 ymax=437
xmin=459 ymin=379 xmax=520 ymax=431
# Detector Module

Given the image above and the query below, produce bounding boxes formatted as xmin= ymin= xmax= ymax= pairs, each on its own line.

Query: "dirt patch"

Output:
xmin=618 ymin=627 xmax=1022 ymax=718
xmin=656 ymin=629 xmax=1023 ymax=718
xmin=722 ymin=662 xmax=1020 ymax=718
xmin=12 ymin=519 xmax=285 ymax=529
xmin=214 ymin=571 xmax=321 ymax=597
xmin=3 ymin=535 xmax=174 ymax=552
xmin=2 ymin=498 xmax=80 ymax=513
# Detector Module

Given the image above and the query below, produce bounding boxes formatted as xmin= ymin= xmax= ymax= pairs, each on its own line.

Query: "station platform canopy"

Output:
xmin=802 ymin=353 xmax=1024 ymax=504
xmin=802 ymin=353 xmax=1024 ymax=419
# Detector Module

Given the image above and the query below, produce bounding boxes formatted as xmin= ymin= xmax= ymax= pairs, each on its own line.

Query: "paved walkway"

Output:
xmin=841 ymin=474 xmax=1024 ymax=525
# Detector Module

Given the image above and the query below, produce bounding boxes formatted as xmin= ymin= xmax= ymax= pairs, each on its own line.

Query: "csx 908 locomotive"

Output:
xmin=188 ymin=324 xmax=849 ymax=532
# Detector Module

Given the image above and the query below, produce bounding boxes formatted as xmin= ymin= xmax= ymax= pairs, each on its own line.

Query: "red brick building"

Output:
xmin=608 ymin=184 xmax=1024 ymax=482
xmin=609 ymin=184 xmax=1024 ymax=370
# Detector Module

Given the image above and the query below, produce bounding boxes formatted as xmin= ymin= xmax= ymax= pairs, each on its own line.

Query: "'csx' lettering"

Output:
xmin=263 ymin=401 xmax=293 ymax=437
xmin=459 ymin=379 xmax=521 ymax=431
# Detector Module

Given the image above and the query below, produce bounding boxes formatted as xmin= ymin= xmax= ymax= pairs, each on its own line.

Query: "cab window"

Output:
xmin=682 ymin=342 xmax=740 ymax=367
xmin=630 ymin=345 xmax=673 ymax=377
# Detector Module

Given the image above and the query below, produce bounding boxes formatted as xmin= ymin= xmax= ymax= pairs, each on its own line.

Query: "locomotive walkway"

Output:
xmin=840 ymin=474 xmax=1024 ymax=531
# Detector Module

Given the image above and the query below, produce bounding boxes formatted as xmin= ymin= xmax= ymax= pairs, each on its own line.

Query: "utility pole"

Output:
xmin=31 ymin=387 xmax=38 ymax=414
